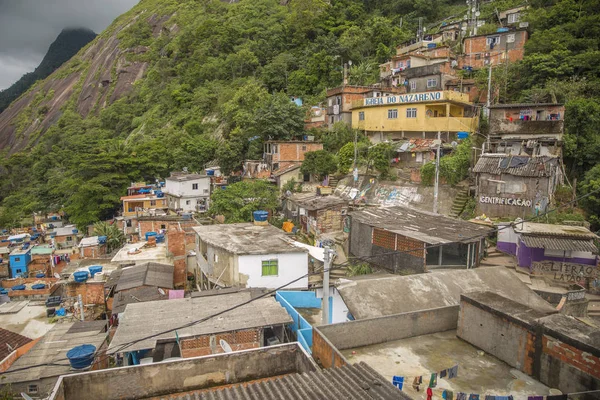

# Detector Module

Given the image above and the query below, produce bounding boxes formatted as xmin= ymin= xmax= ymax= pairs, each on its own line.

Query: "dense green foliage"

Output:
xmin=93 ymin=221 xmax=125 ymax=252
xmin=579 ymin=165 xmax=600 ymax=228
xmin=301 ymin=150 xmax=338 ymax=180
xmin=2 ymin=0 xmax=600 ymax=227
xmin=421 ymin=139 xmax=471 ymax=186
xmin=209 ymin=180 xmax=278 ymax=222
xmin=366 ymin=142 xmax=394 ymax=177
xmin=0 ymin=28 xmax=96 ymax=113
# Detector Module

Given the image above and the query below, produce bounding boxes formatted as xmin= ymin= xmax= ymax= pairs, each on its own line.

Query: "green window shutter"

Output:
xmin=261 ymin=259 xmax=279 ymax=276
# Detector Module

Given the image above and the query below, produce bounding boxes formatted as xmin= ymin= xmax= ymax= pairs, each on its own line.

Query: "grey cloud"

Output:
xmin=0 ymin=0 xmax=139 ymax=89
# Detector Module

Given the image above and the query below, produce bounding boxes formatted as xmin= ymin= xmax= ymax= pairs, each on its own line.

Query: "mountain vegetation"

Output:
xmin=0 ymin=0 xmax=599 ymax=228
xmin=0 ymin=28 xmax=97 ymax=113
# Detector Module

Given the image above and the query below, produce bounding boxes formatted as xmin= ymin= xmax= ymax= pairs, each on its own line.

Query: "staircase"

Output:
xmin=328 ymin=176 xmax=339 ymax=188
xmin=449 ymin=188 xmax=470 ymax=218
xmin=479 ymin=246 xmax=517 ymax=269
xmin=587 ymin=294 xmax=600 ymax=318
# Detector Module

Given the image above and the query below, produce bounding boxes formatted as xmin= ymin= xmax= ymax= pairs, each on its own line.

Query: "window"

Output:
xmin=544 ymin=249 xmax=572 ymax=258
xmin=387 ymin=109 xmax=398 ymax=119
xmin=272 ymin=145 xmax=278 ymax=154
xmin=192 ymin=183 xmax=198 ymax=190
xmin=160 ymin=224 xmax=166 ymax=229
xmin=410 ymin=81 xmax=416 ymax=90
xmin=507 ymin=33 xmax=515 ymax=43
xmin=14 ymin=257 xmax=20 ymax=262
xmin=358 ymin=111 xmax=365 ymax=121
xmin=28 ymin=385 xmax=38 ymax=394
xmin=16 ymin=269 xmax=22 ymax=274
xmin=186 ymin=200 xmax=191 ymax=205
xmin=150 ymin=200 xmax=156 ymax=206
xmin=507 ymin=13 xmax=520 ymax=23
xmin=475 ymin=54 xmax=481 ymax=60
xmin=302 ymin=145 xmax=307 ymax=151
xmin=487 ymin=36 xmax=500 ymax=47
xmin=328 ymin=98 xmax=332 ymax=107
xmin=427 ymin=78 xmax=438 ymax=88
xmin=406 ymin=108 xmax=417 ymax=118
xmin=261 ymin=259 xmax=279 ymax=276
xmin=336 ymin=96 xmax=342 ymax=105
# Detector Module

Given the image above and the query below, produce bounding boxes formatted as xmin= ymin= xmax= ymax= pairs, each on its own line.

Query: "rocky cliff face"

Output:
xmin=0 ymin=13 xmax=172 ymax=153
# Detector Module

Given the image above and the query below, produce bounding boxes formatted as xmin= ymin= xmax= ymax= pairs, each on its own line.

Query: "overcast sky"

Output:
xmin=0 ymin=0 xmax=139 ymax=90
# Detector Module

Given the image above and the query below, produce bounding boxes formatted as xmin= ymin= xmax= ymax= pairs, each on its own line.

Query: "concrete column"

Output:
xmin=438 ymin=245 xmax=443 ymax=266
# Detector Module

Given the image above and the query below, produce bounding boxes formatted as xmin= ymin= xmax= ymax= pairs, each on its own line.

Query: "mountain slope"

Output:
xmin=0 ymin=28 xmax=97 ymax=114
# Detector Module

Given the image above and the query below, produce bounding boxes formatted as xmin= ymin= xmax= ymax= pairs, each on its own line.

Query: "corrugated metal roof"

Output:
xmin=350 ymin=206 xmax=493 ymax=245
xmin=114 ymin=262 xmax=174 ymax=292
xmin=173 ymin=362 xmax=410 ymax=400
xmin=473 ymin=154 xmax=559 ymax=177
xmin=521 ymin=236 xmax=598 ymax=253
xmin=112 ymin=286 xmax=168 ymax=314
xmin=488 ymin=103 xmax=562 ymax=109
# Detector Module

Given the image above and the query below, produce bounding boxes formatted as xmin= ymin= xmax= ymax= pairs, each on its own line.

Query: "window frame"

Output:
xmin=358 ymin=111 xmax=365 ymax=121
xmin=27 ymin=385 xmax=39 ymax=394
xmin=192 ymin=183 xmax=198 ymax=190
xmin=507 ymin=13 xmax=520 ymax=23
xmin=426 ymin=78 xmax=438 ymax=88
xmin=387 ymin=109 xmax=398 ymax=119
xmin=410 ymin=81 xmax=417 ymax=90
xmin=406 ymin=108 xmax=417 ymax=118
xmin=261 ymin=259 xmax=279 ymax=276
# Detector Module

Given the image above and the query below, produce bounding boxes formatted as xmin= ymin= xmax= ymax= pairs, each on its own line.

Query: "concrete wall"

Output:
xmin=276 ymin=291 xmax=322 ymax=353
xmin=457 ymin=298 xmax=535 ymax=374
xmin=50 ymin=344 xmax=316 ymax=400
xmin=316 ymin=305 xmax=458 ymax=351
xmin=238 ymin=253 xmax=308 ymax=290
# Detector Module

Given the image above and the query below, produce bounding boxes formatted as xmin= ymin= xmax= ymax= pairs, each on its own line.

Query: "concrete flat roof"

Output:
xmin=513 ymin=222 xmax=598 ymax=239
xmin=9 ymin=247 xmax=31 ymax=256
xmin=336 ymin=267 xmax=556 ymax=320
xmin=193 ymin=223 xmax=308 ymax=255
xmin=342 ymin=330 xmax=551 ymax=399
xmin=31 ymin=245 xmax=53 ymax=255
xmin=288 ymin=193 xmax=348 ymax=211
xmin=108 ymin=292 xmax=292 ymax=353
xmin=110 ymin=242 xmax=171 ymax=265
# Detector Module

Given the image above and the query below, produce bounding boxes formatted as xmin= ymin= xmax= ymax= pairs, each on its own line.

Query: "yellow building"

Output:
xmin=352 ymin=91 xmax=478 ymax=143
xmin=121 ymin=194 xmax=168 ymax=217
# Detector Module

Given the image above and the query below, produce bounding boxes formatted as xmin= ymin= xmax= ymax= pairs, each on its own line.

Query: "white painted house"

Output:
xmin=193 ymin=223 xmax=309 ymax=290
xmin=164 ymin=173 xmax=211 ymax=213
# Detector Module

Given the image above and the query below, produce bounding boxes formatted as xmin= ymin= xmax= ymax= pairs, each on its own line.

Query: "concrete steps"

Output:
xmin=587 ymin=296 xmax=600 ymax=317
xmin=449 ymin=189 xmax=470 ymax=218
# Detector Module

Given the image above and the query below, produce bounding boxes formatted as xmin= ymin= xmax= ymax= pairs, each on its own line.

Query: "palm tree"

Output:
xmin=93 ymin=221 xmax=125 ymax=253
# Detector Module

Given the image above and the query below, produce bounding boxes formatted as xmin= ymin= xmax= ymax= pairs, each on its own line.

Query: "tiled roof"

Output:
xmin=0 ymin=328 xmax=32 ymax=361
xmin=473 ymin=154 xmax=559 ymax=177
xmin=174 ymin=362 xmax=411 ymax=400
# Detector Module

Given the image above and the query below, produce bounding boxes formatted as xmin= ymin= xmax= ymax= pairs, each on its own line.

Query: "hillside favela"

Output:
xmin=1 ymin=0 xmax=600 ymax=399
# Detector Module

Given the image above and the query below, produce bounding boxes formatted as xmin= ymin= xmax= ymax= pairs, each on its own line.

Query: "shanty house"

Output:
xmin=284 ymin=193 xmax=348 ymax=236
xmin=349 ymin=206 xmax=493 ymax=273
xmin=164 ymin=172 xmax=211 ymax=213
xmin=473 ymin=154 xmax=563 ymax=219
xmin=193 ymin=223 xmax=309 ymax=289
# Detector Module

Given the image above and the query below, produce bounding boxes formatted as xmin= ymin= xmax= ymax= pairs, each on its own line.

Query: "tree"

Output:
xmin=337 ymin=141 xmax=368 ymax=173
xmin=301 ymin=150 xmax=338 ymax=181
xmin=366 ymin=143 xmax=393 ymax=177
xmin=579 ymin=164 xmax=600 ymax=230
xmin=348 ymin=61 xmax=378 ymax=86
xmin=563 ymin=98 xmax=600 ymax=178
xmin=93 ymin=221 xmax=125 ymax=252
xmin=209 ymin=180 xmax=278 ymax=223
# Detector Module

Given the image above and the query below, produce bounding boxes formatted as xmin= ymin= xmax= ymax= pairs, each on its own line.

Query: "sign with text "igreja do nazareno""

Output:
xmin=363 ymin=91 xmax=443 ymax=106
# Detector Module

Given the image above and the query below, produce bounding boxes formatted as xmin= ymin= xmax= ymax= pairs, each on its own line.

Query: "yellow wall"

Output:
xmin=123 ymin=199 xmax=167 ymax=216
xmin=353 ymin=102 xmax=477 ymax=134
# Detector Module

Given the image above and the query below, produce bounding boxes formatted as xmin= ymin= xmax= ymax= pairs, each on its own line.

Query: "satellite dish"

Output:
xmin=220 ymin=339 xmax=233 ymax=353
xmin=158 ymin=288 xmax=166 ymax=295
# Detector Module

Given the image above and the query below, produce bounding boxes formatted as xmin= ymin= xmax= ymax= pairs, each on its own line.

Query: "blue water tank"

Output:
xmin=72 ymin=229 xmax=79 ymax=234
xmin=73 ymin=271 xmax=89 ymax=283
xmin=32 ymin=284 xmax=46 ymax=290
xmin=497 ymin=27 xmax=509 ymax=32
xmin=182 ymin=213 xmax=192 ymax=220
xmin=427 ymin=43 xmax=437 ymax=48
xmin=66 ymin=344 xmax=96 ymax=370
xmin=206 ymin=170 xmax=215 ymax=176
xmin=156 ymin=191 xmax=164 ymax=198
xmin=51 ymin=216 xmax=58 ymax=221
xmin=98 ymin=236 xmax=107 ymax=244
xmin=253 ymin=210 xmax=269 ymax=222
xmin=145 ymin=232 xmax=157 ymax=241
xmin=457 ymin=131 xmax=469 ymax=139
xmin=36 ymin=273 xmax=46 ymax=278
xmin=11 ymin=285 xmax=26 ymax=291
xmin=155 ymin=234 xmax=165 ymax=244
xmin=0 ymin=288 xmax=8 ymax=295
xmin=88 ymin=266 xmax=103 ymax=277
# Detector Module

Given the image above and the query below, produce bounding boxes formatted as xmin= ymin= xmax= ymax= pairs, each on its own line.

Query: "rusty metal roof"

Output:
xmin=521 ymin=236 xmax=598 ymax=253
xmin=176 ymin=362 xmax=411 ymax=400
xmin=473 ymin=154 xmax=559 ymax=177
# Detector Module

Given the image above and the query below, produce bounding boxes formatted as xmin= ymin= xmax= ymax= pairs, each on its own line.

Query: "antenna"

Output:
xmin=220 ymin=339 xmax=233 ymax=353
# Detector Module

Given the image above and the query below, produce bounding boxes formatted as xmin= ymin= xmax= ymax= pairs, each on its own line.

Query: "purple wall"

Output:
xmin=497 ymin=241 xmax=517 ymax=256
xmin=516 ymin=240 xmax=597 ymax=269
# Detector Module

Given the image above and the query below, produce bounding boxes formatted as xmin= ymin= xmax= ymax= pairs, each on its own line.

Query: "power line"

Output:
xmin=3 ymin=186 xmax=599 ymax=376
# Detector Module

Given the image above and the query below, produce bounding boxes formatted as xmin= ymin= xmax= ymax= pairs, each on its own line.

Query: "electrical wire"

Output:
xmin=2 ymin=186 xmax=599 ymax=377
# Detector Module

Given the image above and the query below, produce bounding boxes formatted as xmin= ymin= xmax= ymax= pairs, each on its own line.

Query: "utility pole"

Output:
xmin=433 ymin=131 xmax=441 ymax=214
xmin=352 ymin=129 xmax=358 ymax=187
xmin=485 ymin=63 xmax=493 ymax=119
xmin=321 ymin=247 xmax=335 ymax=325
xmin=78 ymin=294 xmax=84 ymax=321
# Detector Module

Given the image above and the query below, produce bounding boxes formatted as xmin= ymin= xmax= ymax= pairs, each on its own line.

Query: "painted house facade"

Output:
xmin=461 ymin=29 xmax=528 ymax=69
xmin=164 ymin=173 xmax=211 ymax=213
xmin=193 ymin=223 xmax=309 ymax=290
xmin=497 ymin=222 xmax=598 ymax=270
xmin=9 ymin=247 xmax=32 ymax=278
xmin=120 ymin=194 xmax=168 ymax=217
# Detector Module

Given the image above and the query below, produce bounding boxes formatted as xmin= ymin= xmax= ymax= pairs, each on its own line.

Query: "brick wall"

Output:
xmin=1 ymin=277 xmax=58 ymax=288
xmin=180 ymin=329 xmax=261 ymax=358
xmin=312 ymin=327 xmax=347 ymax=369
xmin=542 ymin=335 xmax=600 ymax=378
xmin=315 ymin=207 xmax=344 ymax=233
xmin=272 ymin=142 xmax=324 ymax=164
xmin=167 ymin=227 xmax=187 ymax=288
xmin=63 ymin=282 xmax=105 ymax=305
xmin=82 ymin=245 xmax=106 ymax=259
xmin=461 ymin=31 xmax=528 ymax=69
xmin=138 ymin=219 xmax=198 ymax=238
